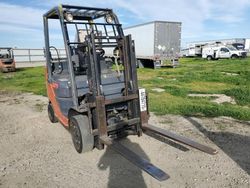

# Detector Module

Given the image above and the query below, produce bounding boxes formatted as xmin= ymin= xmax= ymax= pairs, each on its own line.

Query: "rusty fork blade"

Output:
xmin=100 ymin=136 xmax=170 ymax=181
xmin=142 ymin=124 xmax=218 ymax=155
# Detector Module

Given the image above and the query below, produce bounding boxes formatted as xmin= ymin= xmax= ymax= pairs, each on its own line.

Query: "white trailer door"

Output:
xmin=245 ymin=39 xmax=250 ymax=52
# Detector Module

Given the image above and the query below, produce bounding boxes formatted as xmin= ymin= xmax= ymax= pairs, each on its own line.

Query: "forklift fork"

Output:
xmin=100 ymin=136 xmax=170 ymax=181
xmin=142 ymin=124 xmax=217 ymax=155
xmin=99 ymin=122 xmax=217 ymax=181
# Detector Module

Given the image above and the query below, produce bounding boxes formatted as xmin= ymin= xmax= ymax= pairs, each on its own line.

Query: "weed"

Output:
xmin=34 ymin=103 xmax=45 ymax=112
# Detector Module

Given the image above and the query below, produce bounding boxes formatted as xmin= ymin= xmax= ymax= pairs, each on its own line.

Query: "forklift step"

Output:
xmin=100 ymin=136 xmax=170 ymax=181
xmin=142 ymin=124 xmax=217 ymax=155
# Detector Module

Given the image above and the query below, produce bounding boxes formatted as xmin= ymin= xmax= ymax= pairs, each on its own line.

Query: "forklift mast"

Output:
xmin=44 ymin=4 xmax=143 ymax=137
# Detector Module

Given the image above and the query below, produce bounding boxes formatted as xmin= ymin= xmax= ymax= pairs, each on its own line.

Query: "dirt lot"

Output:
xmin=0 ymin=92 xmax=249 ymax=188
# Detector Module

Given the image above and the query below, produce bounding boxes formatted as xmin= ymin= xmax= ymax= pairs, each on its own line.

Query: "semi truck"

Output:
xmin=123 ymin=21 xmax=182 ymax=68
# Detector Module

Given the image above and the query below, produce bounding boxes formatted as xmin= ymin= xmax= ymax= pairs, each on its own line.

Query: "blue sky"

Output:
xmin=0 ymin=0 xmax=250 ymax=48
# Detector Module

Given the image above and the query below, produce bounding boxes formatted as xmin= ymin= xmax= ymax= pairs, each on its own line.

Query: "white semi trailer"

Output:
xmin=123 ymin=21 xmax=182 ymax=68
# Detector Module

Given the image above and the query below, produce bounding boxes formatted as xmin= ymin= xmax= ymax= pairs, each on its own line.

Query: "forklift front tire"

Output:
xmin=48 ymin=102 xmax=58 ymax=123
xmin=69 ymin=115 xmax=94 ymax=153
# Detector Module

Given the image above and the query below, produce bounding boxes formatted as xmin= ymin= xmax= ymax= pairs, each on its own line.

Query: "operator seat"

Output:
xmin=72 ymin=44 xmax=88 ymax=75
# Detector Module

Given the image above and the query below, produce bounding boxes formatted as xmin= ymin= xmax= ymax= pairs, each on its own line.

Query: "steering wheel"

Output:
xmin=49 ymin=46 xmax=63 ymax=74
xmin=97 ymin=49 xmax=105 ymax=57
xmin=49 ymin=46 xmax=60 ymax=61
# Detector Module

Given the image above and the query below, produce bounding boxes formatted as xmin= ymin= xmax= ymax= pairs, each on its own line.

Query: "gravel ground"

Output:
xmin=0 ymin=92 xmax=249 ymax=188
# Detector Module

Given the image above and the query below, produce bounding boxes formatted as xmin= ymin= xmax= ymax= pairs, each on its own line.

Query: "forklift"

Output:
xmin=0 ymin=47 xmax=16 ymax=73
xmin=43 ymin=5 xmax=217 ymax=181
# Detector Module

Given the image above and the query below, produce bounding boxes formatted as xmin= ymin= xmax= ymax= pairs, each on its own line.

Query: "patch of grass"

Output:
xmin=138 ymin=57 xmax=250 ymax=120
xmin=149 ymin=92 xmax=250 ymax=120
xmin=0 ymin=58 xmax=250 ymax=121
xmin=0 ymin=67 xmax=46 ymax=96
xmin=185 ymin=81 xmax=233 ymax=93
xmin=164 ymin=85 xmax=189 ymax=97
xmin=224 ymin=87 xmax=250 ymax=106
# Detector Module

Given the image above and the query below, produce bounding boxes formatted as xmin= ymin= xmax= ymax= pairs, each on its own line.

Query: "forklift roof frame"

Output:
xmin=0 ymin=47 xmax=14 ymax=59
xmin=43 ymin=4 xmax=125 ymax=109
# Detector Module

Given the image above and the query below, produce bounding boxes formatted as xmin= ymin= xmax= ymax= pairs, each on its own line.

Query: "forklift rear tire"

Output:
xmin=69 ymin=115 xmax=94 ymax=153
xmin=48 ymin=102 xmax=58 ymax=123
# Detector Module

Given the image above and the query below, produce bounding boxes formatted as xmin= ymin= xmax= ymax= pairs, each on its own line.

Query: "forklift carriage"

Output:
xmin=43 ymin=5 xmax=217 ymax=181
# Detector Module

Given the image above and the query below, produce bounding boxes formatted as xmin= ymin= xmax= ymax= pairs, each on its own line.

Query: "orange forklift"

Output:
xmin=0 ymin=48 xmax=16 ymax=73
xmin=43 ymin=4 xmax=217 ymax=181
